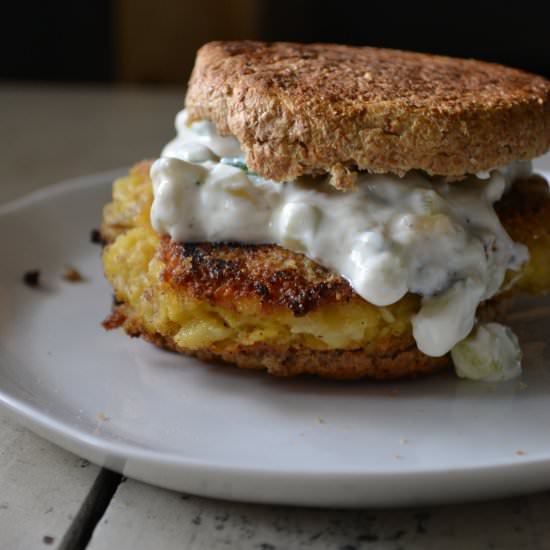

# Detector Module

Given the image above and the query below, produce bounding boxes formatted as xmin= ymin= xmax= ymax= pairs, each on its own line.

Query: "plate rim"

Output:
xmin=3 ymin=376 xmax=550 ymax=477
xmin=1 ymin=168 xmax=550 ymax=506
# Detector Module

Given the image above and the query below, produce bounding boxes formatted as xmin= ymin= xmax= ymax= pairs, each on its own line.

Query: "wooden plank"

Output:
xmin=88 ymin=479 xmax=550 ymax=550
xmin=0 ymin=413 xmax=104 ymax=550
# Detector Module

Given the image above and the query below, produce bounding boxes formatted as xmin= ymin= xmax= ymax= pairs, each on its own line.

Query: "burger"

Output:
xmin=100 ymin=41 xmax=550 ymax=381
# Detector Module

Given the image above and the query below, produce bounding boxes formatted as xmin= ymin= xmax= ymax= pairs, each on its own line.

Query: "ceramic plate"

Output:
xmin=0 ymin=169 xmax=550 ymax=508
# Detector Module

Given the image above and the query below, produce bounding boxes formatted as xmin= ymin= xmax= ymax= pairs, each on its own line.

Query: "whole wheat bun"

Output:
xmin=185 ymin=41 xmax=550 ymax=189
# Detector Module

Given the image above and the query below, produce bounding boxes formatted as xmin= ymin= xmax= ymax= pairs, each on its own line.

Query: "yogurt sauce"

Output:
xmin=451 ymin=323 xmax=522 ymax=381
xmin=151 ymin=109 xmax=529 ymax=365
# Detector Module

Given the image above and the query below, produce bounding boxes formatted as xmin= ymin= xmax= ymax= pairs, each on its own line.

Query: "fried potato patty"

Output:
xmin=100 ymin=162 xmax=550 ymax=379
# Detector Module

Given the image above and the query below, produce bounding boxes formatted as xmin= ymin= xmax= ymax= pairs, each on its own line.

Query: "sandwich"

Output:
xmin=100 ymin=41 xmax=550 ymax=381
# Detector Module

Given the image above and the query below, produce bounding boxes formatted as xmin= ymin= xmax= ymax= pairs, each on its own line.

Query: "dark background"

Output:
xmin=2 ymin=0 xmax=548 ymax=84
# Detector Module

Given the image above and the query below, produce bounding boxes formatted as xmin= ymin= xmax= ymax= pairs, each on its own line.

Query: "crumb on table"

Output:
xmin=22 ymin=269 xmax=40 ymax=288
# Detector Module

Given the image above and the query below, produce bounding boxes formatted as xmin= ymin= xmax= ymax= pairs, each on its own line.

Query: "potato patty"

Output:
xmin=100 ymin=162 xmax=550 ymax=379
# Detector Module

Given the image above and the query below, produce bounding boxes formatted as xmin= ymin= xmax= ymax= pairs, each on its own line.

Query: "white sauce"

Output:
xmin=451 ymin=322 xmax=522 ymax=381
xmin=151 ymin=109 xmax=530 ymax=361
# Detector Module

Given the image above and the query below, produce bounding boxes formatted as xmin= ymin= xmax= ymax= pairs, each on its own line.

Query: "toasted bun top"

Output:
xmin=185 ymin=41 xmax=550 ymax=188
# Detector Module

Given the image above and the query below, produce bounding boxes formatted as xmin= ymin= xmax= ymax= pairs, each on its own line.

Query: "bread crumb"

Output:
xmin=63 ymin=266 xmax=84 ymax=283
xmin=22 ymin=269 xmax=40 ymax=288
xmin=96 ymin=412 xmax=110 ymax=422
xmin=394 ymin=454 xmax=402 ymax=460
xmin=515 ymin=449 xmax=526 ymax=456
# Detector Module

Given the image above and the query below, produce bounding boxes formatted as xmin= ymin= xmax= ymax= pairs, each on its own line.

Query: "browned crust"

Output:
xmin=160 ymin=238 xmax=358 ymax=316
xmin=103 ymin=303 xmax=450 ymax=380
xmin=186 ymin=41 xmax=550 ymax=189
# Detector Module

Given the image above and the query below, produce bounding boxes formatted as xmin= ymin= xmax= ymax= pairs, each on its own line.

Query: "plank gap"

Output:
xmin=57 ymin=468 xmax=122 ymax=550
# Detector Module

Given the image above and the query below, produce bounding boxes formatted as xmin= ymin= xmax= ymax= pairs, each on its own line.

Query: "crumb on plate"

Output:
xmin=63 ymin=266 xmax=84 ymax=283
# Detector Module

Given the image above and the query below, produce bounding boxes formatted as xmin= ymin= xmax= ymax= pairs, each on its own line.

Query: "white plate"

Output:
xmin=1 ymin=170 xmax=550 ymax=508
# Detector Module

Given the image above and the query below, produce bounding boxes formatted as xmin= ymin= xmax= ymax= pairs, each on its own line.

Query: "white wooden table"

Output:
xmin=2 ymin=85 xmax=550 ymax=550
